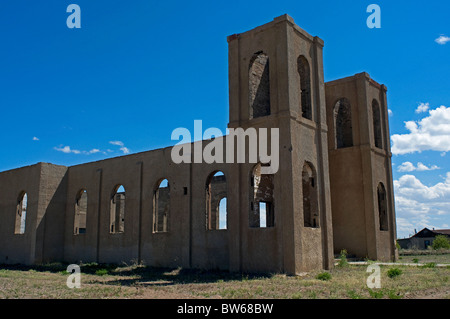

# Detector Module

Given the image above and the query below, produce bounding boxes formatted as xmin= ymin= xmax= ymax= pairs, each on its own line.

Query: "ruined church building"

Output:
xmin=0 ymin=15 xmax=397 ymax=274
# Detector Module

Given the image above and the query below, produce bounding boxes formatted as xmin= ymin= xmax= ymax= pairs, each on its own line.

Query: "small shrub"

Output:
xmin=347 ymin=290 xmax=363 ymax=299
xmin=431 ymin=235 xmax=450 ymax=250
xmin=337 ymin=249 xmax=348 ymax=267
xmin=308 ymin=291 xmax=317 ymax=299
xmin=95 ymin=269 xmax=109 ymax=276
xmin=387 ymin=268 xmax=402 ymax=278
xmin=368 ymin=288 xmax=384 ymax=299
xmin=387 ymin=289 xmax=402 ymax=299
xmin=291 ymin=292 xmax=303 ymax=299
xmin=421 ymin=262 xmax=436 ymax=268
xmin=316 ymin=272 xmax=332 ymax=281
xmin=412 ymin=258 xmax=419 ymax=263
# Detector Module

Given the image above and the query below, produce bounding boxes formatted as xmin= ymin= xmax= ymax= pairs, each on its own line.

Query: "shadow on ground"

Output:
xmin=0 ymin=262 xmax=275 ymax=287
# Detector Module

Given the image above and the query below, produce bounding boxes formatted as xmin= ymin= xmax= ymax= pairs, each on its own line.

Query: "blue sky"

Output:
xmin=0 ymin=1 xmax=449 ymax=238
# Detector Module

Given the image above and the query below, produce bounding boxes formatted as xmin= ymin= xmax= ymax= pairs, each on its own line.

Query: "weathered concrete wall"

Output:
xmin=40 ymin=163 xmax=68 ymax=264
xmin=63 ymin=148 xmax=193 ymax=267
xmin=0 ymin=163 xmax=67 ymax=265
xmin=190 ymin=144 xmax=232 ymax=270
xmin=326 ymin=72 xmax=397 ymax=261
xmin=0 ymin=164 xmax=41 ymax=264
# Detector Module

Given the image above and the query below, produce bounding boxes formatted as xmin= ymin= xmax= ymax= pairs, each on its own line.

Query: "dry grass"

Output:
xmin=398 ymin=249 xmax=450 ymax=264
xmin=0 ymin=256 xmax=448 ymax=299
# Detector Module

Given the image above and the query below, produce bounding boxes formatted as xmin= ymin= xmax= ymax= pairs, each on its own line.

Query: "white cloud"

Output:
xmin=55 ymin=142 xmax=131 ymax=155
xmin=394 ymin=172 xmax=450 ymax=237
xmin=54 ymin=146 xmax=103 ymax=155
xmin=435 ymin=35 xmax=450 ymax=45
xmin=120 ymin=147 xmax=130 ymax=154
xmin=395 ymin=174 xmax=443 ymax=200
xmin=109 ymin=141 xmax=124 ymax=147
xmin=415 ymin=102 xmax=429 ymax=114
xmin=54 ymin=146 xmax=81 ymax=154
xmin=388 ymin=109 xmax=393 ymax=116
xmin=32 ymin=137 xmax=39 ymax=141
xmin=397 ymin=162 xmax=414 ymax=172
xmin=397 ymin=161 xmax=440 ymax=172
xmin=391 ymin=105 xmax=450 ymax=155
xmin=109 ymin=141 xmax=130 ymax=154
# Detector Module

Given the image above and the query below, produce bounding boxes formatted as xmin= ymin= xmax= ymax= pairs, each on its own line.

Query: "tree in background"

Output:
xmin=431 ymin=235 xmax=450 ymax=250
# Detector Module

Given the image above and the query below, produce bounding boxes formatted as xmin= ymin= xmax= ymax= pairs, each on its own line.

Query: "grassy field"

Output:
xmin=397 ymin=249 xmax=450 ymax=265
xmin=0 ymin=253 xmax=448 ymax=299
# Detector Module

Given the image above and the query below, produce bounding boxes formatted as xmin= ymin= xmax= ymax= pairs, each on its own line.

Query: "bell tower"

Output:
xmin=325 ymin=72 xmax=398 ymax=261
xmin=226 ymin=14 xmax=334 ymax=273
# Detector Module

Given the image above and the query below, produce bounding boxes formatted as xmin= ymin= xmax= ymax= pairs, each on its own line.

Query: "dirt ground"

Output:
xmin=0 ymin=256 xmax=448 ymax=299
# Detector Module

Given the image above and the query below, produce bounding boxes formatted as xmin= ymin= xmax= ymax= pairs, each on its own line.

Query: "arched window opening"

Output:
xmin=334 ymin=98 xmax=353 ymax=149
xmin=378 ymin=183 xmax=388 ymax=231
xmin=372 ymin=99 xmax=383 ymax=149
xmin=302 ymin=163 xmax=319 ymax=228
xmin=15 ymin=192 xmax=27 ymax=234
xmin=206 ymin=171 xmax=227 ymax=230
xmin=249 ymin=52 xmax=271 ymax=119
xmin=74 ymin=189 xmax=87 ymax=235
xmin=153 ymin=179 xmax=170 ymax=233
xmin=298 ymin=55 xmax=312 ymax=120
xmin=110 ymin=185 xmax=125 ymax=234
xmin=218 ymin=197 xmax=227 ymax=230
xmin=249 ymin=163 xmax=274 ymax=228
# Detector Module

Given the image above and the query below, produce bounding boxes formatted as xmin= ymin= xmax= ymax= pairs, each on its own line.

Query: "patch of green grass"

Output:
xmin=308 ymin=291 xmax=317 ymax=299
xmin=316 ymin=272 xmax=332 ymax=281
xmin=347 ymin=289 xmax=363 ymax=299
xmin=421 ymin=262 xmax=436 ymax=268
xmin=387 ymin=268 xmax=402 ymax=278
xmin=95 ymin=269 xmax=109 ymax=276
xmin=412 ymin=258 xmax=419 ymax=263
xmin=220 ymin=287 xmax=252 ymax=298
xmin=387 ymin=289 xmax=403 ymax=299
xmin=367 ymin=288 xmax=384 ymax=299
xmin=291 ymin=292 xmax=303 ymax=299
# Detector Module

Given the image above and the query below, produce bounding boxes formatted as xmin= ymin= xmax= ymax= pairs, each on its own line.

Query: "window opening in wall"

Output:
xmin=298 ymin=55 xmax=312 ymax=120
xmin=378 ymin=183 xmax=388 ymax=231
xmin=74 ymin=189 xmax=87 ymax=235
xmin=302 ymin=162 xmax=319 ymax=228
xmin=206 ymin=171 xmax=227 ymax=230
xmin=372 ymin=99 xmax=383 ymax=149
xmin=110 ymin=185 xmax=125 ymax=234
xmin=334 ymin=98 xmax=353 ymax=149
xmin=15 ymin=192 xmax=27 ymax=234
xmin=154 ymin=179 xmax=170 ymax=233
xmin=249 ymin=163 xmax=275 ymax=228
xmin=249 ymin=52 xmax=271 ymax=119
